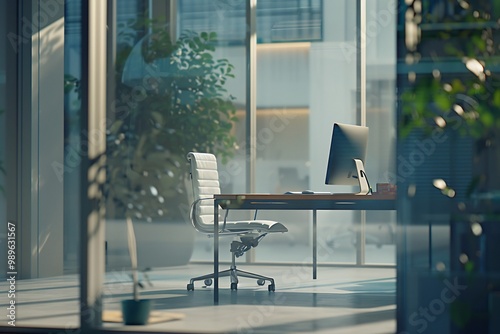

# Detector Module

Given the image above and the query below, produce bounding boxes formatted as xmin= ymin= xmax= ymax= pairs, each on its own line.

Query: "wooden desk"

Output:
xmin=211 ymin=193 xmax=396 ymax=303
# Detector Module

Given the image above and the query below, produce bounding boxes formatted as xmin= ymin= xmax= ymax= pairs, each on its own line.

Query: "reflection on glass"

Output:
xmin=252 ymin=1 xmax=396 ymax=265
xmin=178 ymin=0 xmax=323 ymax=44
xmin=397 ymin=1 xmax=500 ymax=332
xmin=109 ymin=27 xmax=238 ymax=222
xmin=101 ymin=0 xmax=397 ymax=267
xmin=106 ymin=0 xmax=245 ymax=268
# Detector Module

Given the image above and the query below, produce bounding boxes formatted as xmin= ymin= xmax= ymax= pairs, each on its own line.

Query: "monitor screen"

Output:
xmin=325 ymin=123 xmax=369 ymax=192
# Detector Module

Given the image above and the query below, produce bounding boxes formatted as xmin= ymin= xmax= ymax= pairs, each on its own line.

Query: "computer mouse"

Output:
xmin=302 ymin=190 xmax=315 ymax=194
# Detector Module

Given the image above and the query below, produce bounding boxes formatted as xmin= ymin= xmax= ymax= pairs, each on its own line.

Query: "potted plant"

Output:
xmin=120 ymin=217 xmax=152 ymax=325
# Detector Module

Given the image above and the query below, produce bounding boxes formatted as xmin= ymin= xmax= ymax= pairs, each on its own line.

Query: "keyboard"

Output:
xmin=285 ymin=190 xmax=333 ymax=195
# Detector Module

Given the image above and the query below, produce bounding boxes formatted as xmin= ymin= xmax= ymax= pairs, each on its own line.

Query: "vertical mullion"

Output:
xmin=246 ymin=0 xmax=257 ymax=194
xmin=357 ymin=0 xmax=366 ymax=127
xmin=356 ymin=0 xmax=367 ymax=266
xmin=245 ymin=0 xmax=258 ymax=263
xmin=80 ymin=0 xmax=107 ymax=330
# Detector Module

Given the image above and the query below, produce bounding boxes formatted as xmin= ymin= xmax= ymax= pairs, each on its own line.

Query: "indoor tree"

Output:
xmin=106 ymin=21 xmax=238 ymax=223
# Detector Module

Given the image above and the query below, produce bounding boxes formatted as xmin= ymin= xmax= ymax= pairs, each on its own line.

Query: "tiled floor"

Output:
xmin=0 ymin=264 xmax=396 ymax=333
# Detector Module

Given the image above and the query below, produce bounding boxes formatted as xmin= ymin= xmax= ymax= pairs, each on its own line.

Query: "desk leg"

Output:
xmin=214 ymin=203 xmax=219 ymax=304
xmin=313 ymin=209 xmax=317 ymax=279
xmin=356 ymin=210 xmax=366 ymax=266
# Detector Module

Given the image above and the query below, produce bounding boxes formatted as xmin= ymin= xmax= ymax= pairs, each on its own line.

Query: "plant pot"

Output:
xmin=121 ymin=299 xmax=153 ymax=325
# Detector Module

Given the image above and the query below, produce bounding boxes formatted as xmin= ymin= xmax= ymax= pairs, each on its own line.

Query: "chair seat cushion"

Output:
xmin=224 ymin=220 xmax=288 ymax=233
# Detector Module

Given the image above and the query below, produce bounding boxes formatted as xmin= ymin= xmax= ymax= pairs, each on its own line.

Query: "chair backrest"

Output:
xmin=187 ymin=152 xmax=221 ymax=233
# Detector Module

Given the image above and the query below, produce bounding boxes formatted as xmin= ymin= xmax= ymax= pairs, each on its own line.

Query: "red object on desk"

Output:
xmin=376 ymin=183 xmax=397 ymax=195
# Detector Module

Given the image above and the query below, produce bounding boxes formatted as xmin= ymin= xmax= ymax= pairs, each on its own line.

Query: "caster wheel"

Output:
xmin=204 ymin=279 xmax=213 ymax=286
xmin=231 ymin=282 xmax=238 ymax=290
xmin=268 ymin=284 xmax=275 ymax=292
xmin=257 ymin=279 xmax=266 ymax=286
xmin=187 ymin=283 xmax=194 ymax=291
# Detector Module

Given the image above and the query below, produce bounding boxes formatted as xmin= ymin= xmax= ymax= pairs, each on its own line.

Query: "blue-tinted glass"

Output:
xmin=178 ymin=0 xmax=322 ymax=44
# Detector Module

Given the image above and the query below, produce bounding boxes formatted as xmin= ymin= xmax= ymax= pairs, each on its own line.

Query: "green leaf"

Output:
xmin=464 ymin=261 xmax=474 ymax=273
xmin=493 ymin=90 xmax=500 ymax=107
xmin=450 ymin=79 xmax=466 ymax=93
xmin=435 ymin=94 xmax=452 ymax=111
xmin=450 ymin=300 xmax=472 ymax=329
xmin=479 ymin=109 xmax=494 ymax=127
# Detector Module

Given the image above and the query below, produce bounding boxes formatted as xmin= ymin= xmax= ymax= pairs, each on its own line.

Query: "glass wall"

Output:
xmin=364 ymin=0 xmax=397 ymax=264
xmin=104 ymin=0 xmax=248 ymax=267
xmin=38 ymin=0 xmax=398 ymax=288
xmin=100 ymin=0 xmax=397 ymax=269
xmin=173 ymin=0 xmax=397 ymax=266
xmin=0 ymin=0 xmax=398 ymax=330
xmin=252 ymin=0 xmax=327 ymax=263
xmin=0 ymin=0 xmax=80 ymax=329
xmin=397 ymin=0 xmax=500 ymax=333
xmin=64 ymin=0 xmax=83 ymax=274
xmin=249 ymin=0 xmax=397 ymax=265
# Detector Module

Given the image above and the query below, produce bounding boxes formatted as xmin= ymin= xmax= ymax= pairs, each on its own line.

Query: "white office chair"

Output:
xmin=186 ymin=152 xmax=288 ymax=292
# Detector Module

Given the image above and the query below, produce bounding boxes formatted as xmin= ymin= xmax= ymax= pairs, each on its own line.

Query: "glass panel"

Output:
xmin=364 ymin=0 xmax=397 ymax=264
xmin=184 ymin=0 xmax=247 ymax=262
xmin=105 ymin=0 xmax=246 ymax=265
xmin=252 ymin=0 xmax=397 ymax=265
xmin=397 ymin=1 xmax=500 ymax=332
xmin=99 ymin=1 xmax=397 ymax=272
xmin=179 ymin=0 xmax=323 ymax=44
xmin=254 ymin=1 xmax=363 ymax=264
xmin=0 ymin=0 xmax=81 ymax=329
xmin=64 ymin=0 xmax=83 ymax=274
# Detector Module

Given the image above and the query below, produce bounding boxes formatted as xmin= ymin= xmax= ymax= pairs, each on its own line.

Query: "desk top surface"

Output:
xmin=215 ymin=192 xmax=396 ymax=210
xmin=215 ymin=192 xmax=396 ymax=201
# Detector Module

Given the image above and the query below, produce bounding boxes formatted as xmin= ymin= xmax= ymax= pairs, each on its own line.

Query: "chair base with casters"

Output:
xmin=187 ymin=236 xmax=276 ymax=292
xmin=185 ymin=152 xmax=287 ymax=293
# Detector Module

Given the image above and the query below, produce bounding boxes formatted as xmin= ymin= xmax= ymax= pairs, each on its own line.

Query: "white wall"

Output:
xmin=214 ymin=45 xmax=310 ymax=108
xmin=35 ymin=16 xmax=65 ymax=278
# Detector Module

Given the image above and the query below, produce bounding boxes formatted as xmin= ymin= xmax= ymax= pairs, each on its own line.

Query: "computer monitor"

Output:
xmin=324 ymin=123 xmax=371 ymax=195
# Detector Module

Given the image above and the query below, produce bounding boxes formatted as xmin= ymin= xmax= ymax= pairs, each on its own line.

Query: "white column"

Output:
xmin=80 ymin=0 xmax=107 ymax=329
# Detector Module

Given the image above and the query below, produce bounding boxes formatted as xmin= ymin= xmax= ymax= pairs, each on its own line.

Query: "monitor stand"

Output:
xmin=353 ymin=159 xmax=370 ymax=195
